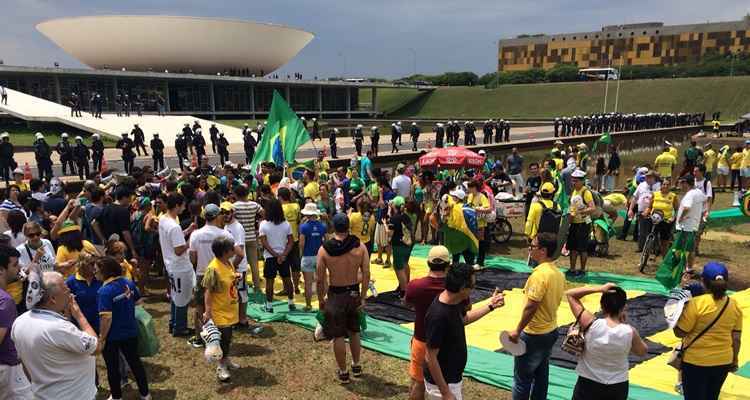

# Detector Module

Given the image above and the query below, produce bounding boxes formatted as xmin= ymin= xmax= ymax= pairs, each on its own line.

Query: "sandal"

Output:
xmin=351 ymin=364 xmax=363 ymax=378
xmin=337 ymin=370 xmax=351 ymax=384
xmin=372 ymin=259 xmax=383 ymax=265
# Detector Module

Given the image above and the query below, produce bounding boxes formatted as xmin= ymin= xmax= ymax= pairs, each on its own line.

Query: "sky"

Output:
xmin=0 ymin=0 xmax=748 ymax=79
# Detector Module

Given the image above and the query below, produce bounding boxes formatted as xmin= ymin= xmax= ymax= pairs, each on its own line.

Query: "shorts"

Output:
xmin=300 ymin=256 xmax=317 ymax=273
xmin=168 ymin=269 xmax=196 ymax=307
xmin=323 ymin=289 xmax=361 ymax=338
xmin=717 ymin=166 xmax=730 ymax=176
xmin=655 ymin=221 xmax=674 ymax=242
xmin=742 ymin=168 xmax=750 ymax=178
xmin=567 ymin=223 xmax=591 ymax=253
xmin=0 ymin=363 xmax=32 ymax=400
xmin=264 ymin=257 xmax=291 ymax=279
xmin=392 ymin=244 xmax=412 ymax=270
xmin=425 ymin=380 xmax=463 ymax=400
xmin=245 ymin=240 xmax=259 ymax=271
xmin=237 ymin=271 xmax=248 ymax=303
xmin=193 ymin=274 xmax=205 ymax=306
xmin=288 ymin=241 xmax=301 ymax=273
xmin=409 ymin=338 xmax=427 ymax=381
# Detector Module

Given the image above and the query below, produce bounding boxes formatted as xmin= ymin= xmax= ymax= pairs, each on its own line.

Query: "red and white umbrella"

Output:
xmin=418 ymin=146 xmax=485 ymax=169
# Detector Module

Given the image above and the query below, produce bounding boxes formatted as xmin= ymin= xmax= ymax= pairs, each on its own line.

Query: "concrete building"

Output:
xmin=498 ymin=18 xmax=750 ymax=72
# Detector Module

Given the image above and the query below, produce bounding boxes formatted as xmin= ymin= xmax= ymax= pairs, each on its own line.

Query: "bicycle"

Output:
xmin=488 ymin=216 xmax=513 ymax=244
xmin=639 ymin=210 xmax=664 ymax=274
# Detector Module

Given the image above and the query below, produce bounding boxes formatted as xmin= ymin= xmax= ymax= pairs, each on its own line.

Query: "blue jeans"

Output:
xmin=512 ymin=329 xmax=559 ymax=400
xmin=170 ymin=301 xmax=188 ymax=334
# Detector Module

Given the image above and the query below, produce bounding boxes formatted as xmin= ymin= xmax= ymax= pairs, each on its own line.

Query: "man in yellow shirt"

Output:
xmin=716 ymin=145 xmax=731 ymax=190
xmin=741 ymin=141 xmax=750 ymax=189
xmin=702 ymin=144 xmax=717 ymax=181
xmin=278 ymin=187 xmax=302 ymax=294
xmin=508 ymin=232 xmax=565 ymax=400
xmin=655 ymin=146 xmax=677 ymax=182
xmin=202 ymin=236 xmax=240 ymax=382
xmin=524 ymin=182 xmax=557 ymax=240
xmin=348 ymin=198 xmax=376 ymax=255
xmin=729 ymin=147 xmax=744 ymax=191
xmin=302 ymin=170 xmax=321 ymax=202
xmin=568 ymin=169 xmax=596 ymax=276
xmin=467 ymin=181 xmax=491 ymax=266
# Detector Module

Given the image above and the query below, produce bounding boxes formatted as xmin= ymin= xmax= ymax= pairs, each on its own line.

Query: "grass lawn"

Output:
xmin=389 ymin=76 xmax=750 ymax=120
xmin=3 ymin=126 xmax=118 ymax=147
xmin=96 ymin=280 xmax=509 ymax=400
xmin=358 ymin=88 xmax=424 ymax=115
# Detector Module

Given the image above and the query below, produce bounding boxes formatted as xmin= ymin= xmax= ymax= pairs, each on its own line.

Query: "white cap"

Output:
xmin=357 ymin=124 xmax=363 ymax=128
xmin=312 ymin=118 xmax=317 ymax=121
xmin=478 ymin=150 xmax=486 ymax=155
xmin=571 ymin=169 xmax=586 ymax=178
xmin=61 ymin=132 xmax=69 ymax=138
xmin=0 ymin=132 xmax=9 ymax=139
xmin=334 ymin=128 xmax=339 ymax=132
xmin=397 ymin=121 xmax=401 ymax=125
xmin=75 ymin=136 xmax=83 ymax=141
xmin=371 ymin=126 xmax=377 ymax=130
xmin=35 ymin=132 xmax=44 ymax=139
xmin=412 ymin=122 xmax=417 ymax=126
xmin=449 ymin=188 xmax=466 ymax=200
xmin=153 ymin=132 xmax=158 ymax=136
xmin=301 ymin=117 xmax=306 ymax=120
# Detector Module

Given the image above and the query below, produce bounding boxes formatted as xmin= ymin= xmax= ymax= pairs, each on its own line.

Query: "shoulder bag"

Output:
xmin=667 ymin=297 xmax=729 ymax=369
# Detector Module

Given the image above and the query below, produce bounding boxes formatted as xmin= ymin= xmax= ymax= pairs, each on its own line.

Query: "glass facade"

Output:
xmin=289 ymin=86 xmax=317 ymax=111
xmin=168 ymin=82 xmax=211 ymax=112
xmin=254 ymin=86 xmax=286 ymax=112
xmin=214 ymin=84 xmax=252 ymax=112
xmin=58 ymin=76 xmax=116 ymax=111
xmin=117 ymin=79 xmax=166 ymax=112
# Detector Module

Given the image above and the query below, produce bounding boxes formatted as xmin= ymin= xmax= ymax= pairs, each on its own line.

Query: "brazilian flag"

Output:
xmin=250 ymin=91 xmax=310 ymax=171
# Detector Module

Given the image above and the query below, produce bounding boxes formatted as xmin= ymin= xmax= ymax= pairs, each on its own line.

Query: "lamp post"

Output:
xmin=408 ymin=48 xmax=417 ymax=78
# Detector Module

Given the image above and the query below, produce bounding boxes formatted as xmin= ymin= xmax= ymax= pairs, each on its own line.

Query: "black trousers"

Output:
xmin=330 ymin=143 xmax=337 ymax=158
xmin=135 ymin=142 xmax=148 ymax=156
xmin=682 ymin=362 xmax=731 ymax=400
xmin=92 ymin=156 xmax=102 ymax=172
xmin=355 ymin=140 xmax=362 ymax=156
xmin=37 ymin=159 xmax=53 ymax=181
xmin=102 ymin=336 xmax=149 ymax=399
xmin=177 ymin=153 xmax=187 ymax=170
xmin=211 ymin=140 xmax=217 ymax=154
xmin=411 ymin=139 xmax=418 ymax=152
xmin=153 ymin=155 xmax=165 ymax=171
xmin=0 ymin=163 xmax=10 ymax=185
xmin=572 ymin=377 xmax=628 ymax=400
xmin=391 ymin=139 xmax=398 ymax=153
xmin=123 ymin=157 xmax=134 ymax=174
xmin=76 ymin=161 xmax=89 ymax=180
xmin=219 ymin=150 xmax=229 ymax=165
xmin=61 ymin=159 xmax=76 ymax=176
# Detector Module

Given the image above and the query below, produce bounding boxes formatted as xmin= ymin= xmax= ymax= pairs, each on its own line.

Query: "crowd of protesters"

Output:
xmin=0 ymin=120 xmax=744 ymax=400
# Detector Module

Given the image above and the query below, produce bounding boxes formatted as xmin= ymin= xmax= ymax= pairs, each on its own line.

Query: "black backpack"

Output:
xmin=538 ymin=201 xmax=562 ymax=235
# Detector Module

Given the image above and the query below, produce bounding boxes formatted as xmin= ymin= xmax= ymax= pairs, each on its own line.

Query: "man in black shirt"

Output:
xmin=94 ymin=187 xmax=137 ymax=258
xmin=424 ymin=263 xmax=504 ymax=400
xmin=329 ymin=128 xmax=338 ymax=159
xmin=131 ymin=124 xmax=148 ymax=156
xmin=370 ymin=126 xmax=379 ymax=156
xmin=217 ymin=132 xmax=230 ymax=165
xmin=116 ymin=132 xmax=136 ymax=174
xmin=209 ymin=124 xmax=220 ymax=154
xmin=524 ymin=163 xmax=542 ymax=219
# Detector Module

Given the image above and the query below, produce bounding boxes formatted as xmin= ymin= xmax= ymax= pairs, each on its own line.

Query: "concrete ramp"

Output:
xmin=0 ymin=87 xmax=243 ymax=144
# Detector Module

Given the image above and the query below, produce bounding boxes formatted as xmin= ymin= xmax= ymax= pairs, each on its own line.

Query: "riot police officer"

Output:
xmin=182 ymin=123 xmax=193 ymax=155
xmin=244 ymin=129 xmax=256 ymax=164
xmin=0 ymin=133 xmax=14 ymax=186
xmin=312 ymin=118 xmax=321 ymax=141
xmin=193 ymin=128 xmax=206 ymax=160
xmin=56 ymin=133 xmax=76 ymax=176
xmin=209 ymin=123 xmax=220 ymax=154
xmin=132 ymin=124 xmax=148 ymax=156
xmin=353 ymin=124 xmax=364 ymax=157
xmin=390 ymin=123 xmax=399 ymax=153
xmin=73 ymin=136 xmax=90 ymax=180
xmin=435 ymin=123 xmax=445 ymax=148
xmin=175 ymin=132 xmax=188 ymax=170
xmin=116 ymin=132 xmax=136 ymax=174
xmin=151 ymin=133 xmax=165 ymax=171
xmin=410 ymin=122 xmax=420 ymax=151
xmin=217 ymin=132 xmax=230 ymax=165
xmin=329 ymin=128 xmax=338 ymax=158
xmin=33 ymin=132 xmax=53 ymax=181
xmin=91 ymin=133 xmax=104 ymax=172
xmin=370 ymin=126 xmax=380 ymax=156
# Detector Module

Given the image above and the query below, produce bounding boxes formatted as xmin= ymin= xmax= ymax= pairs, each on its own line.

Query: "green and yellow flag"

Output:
xmin=250 ymin=90 xmax=310 ymax=171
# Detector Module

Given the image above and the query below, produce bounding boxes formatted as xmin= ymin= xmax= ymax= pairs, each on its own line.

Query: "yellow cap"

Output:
xmin=541 ymin=182 xmax=556 ymax=194
xmin=220 ymin=201 xmax=234 ymax=212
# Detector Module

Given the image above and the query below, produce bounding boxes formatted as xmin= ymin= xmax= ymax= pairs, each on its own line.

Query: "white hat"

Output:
xmin=301 ymin=202 xmax=321 ymax=216
xmin=571 ymin=169 xmax=586 ymax=178
xmin=412 ymin=122 xmax=417 ymax=126
xmin=637 ymin=167 xmax=649 ymax=175
xmin=12 ymin=167 xmax=23 ymax=175
xmin=75 ymin=136 xmax=83 ymax=141
xmin=61 ymin=132 xmax=69 ymax=138
xmin=478 ymin=150 xmax=486 ymax=155
xmin=449 ymin=188 xmax=466 ymax=200
xmin=334 ymin=128 xmax=339 ymax=132
xmin=301 ymin=117 xmax=306 ymax=120
xmin=371 ymin=126 xmax=378 ymax=130
xmin=357 ymin=124 xmax=363 ymax=128
xmin=153 ymin=132 xmax=159 ymax=136
xmin=35 ymin=132 xmax=44 ymax=139
xmin=93 ymin=133 xmax=100 ymax=139
xmin=0 ymin=132 xmax=8 ymax=139
xmin=312 ymin=118 xmax=317 ymax=121
xmin=397 ymin=121 xmax=401 ymax=125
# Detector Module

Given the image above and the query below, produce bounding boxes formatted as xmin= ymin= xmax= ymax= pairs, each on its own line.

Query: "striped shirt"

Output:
xmin=233 ymin=200 xmax=261 ymax=241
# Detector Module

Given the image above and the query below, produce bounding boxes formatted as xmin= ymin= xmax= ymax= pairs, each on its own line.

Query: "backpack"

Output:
xmin=538 ymin=201 xmax=562 ymax=235
xmin=584 ymin=188 xmax=604 ymax=209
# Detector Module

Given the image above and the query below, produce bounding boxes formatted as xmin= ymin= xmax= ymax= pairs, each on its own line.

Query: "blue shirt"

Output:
xmin=300 ymin=220 xmax=326 ymax=257
xmin=66 ymin=274 xmax=103 ymax=332
xmin=98 ymin=277 xmax=140 ymax=341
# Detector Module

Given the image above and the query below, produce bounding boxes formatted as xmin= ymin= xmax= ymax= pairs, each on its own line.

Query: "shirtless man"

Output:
xmin=316 ymin=213 xmax=371 ymax=384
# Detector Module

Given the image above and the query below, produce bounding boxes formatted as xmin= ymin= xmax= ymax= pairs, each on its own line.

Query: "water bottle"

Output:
xmin=368 ymin=281 xmax=378 ymax=297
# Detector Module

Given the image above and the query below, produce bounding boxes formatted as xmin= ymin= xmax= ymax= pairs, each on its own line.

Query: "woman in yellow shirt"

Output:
xmin=716 ymin=145 xmax=730 ymax=191
xmin=729 ymin=147 xmax=744 ymax=191
xmin=55 ymin=221 xmax=99 ymax=278
xmin=202 ymin=236 xmax=241 ymax=382
xmin=105 ymin=238 xmax=138 ymax=285
xmin=675 ymin=262 xmax=742 ymax=400
xmin=647 ymin=179 xmax=678 ymax=257
xmin=348 ymin=198 xmax=376 ymax=255
xmin=467 ymin=181 xmax=490 ymax=267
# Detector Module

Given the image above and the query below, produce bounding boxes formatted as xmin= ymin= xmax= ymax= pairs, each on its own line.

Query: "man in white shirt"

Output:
xmin=11 ymin=271 xmax=99 ymax=400
xmin=391 ymin=163 xmax=412 ymax=199
xmin=676 ymin=175 xmax=705 ymax=272
xmin=159 ymin=193 xmax=195 ymax=338
xmin=188 ymin=203 xmax=233 ymax=348
xmin=692 ymin=165 xmax=713 ymax=257
xmin=629 ymin=171 xmax=659 ymax=252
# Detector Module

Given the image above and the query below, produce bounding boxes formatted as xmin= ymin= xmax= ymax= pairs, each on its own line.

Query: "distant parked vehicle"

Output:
xmin=578 ymin=67 xmax=619 ymax=81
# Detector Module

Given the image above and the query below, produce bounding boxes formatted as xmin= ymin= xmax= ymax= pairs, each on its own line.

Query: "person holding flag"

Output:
xmin=249 ymin=91 xmax=311 ymax=172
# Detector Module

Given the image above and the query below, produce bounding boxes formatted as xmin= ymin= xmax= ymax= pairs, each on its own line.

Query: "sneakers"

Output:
xmin=337 ymin=370 xmax=351 ymax=384
xmin=288 ymin=302 xmax=297 ymax=311
xmin=351 ymin=364 xmax=363 ymax=378
xmin=264 ymin=303 xmax=274 ymax=313
xmin=187 ymin=336 xmax=205 ymax=348
xmin=216 ymin=364 xmax=231 ymax=382
xmin=675 ymin=382 xmax=683 ymax=394
xmin=372 ymin=258 xmax=383 ymax=265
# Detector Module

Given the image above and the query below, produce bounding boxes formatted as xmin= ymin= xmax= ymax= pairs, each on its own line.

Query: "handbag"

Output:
xmin=561 ymin=309 xmax=592 ymax=357
xmin=667 ymin=297 xmax=729 ymax=369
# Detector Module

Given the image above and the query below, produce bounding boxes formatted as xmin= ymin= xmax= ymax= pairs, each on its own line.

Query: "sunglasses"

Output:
xmin=27 ymin=232 xmax=42 ymax=238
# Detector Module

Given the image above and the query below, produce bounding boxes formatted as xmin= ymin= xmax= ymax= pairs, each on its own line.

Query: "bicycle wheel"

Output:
xmin=639 ymin=234 xmax=655 ymax=273
xmin=491 ymin=218 xmax=513 ymax=244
